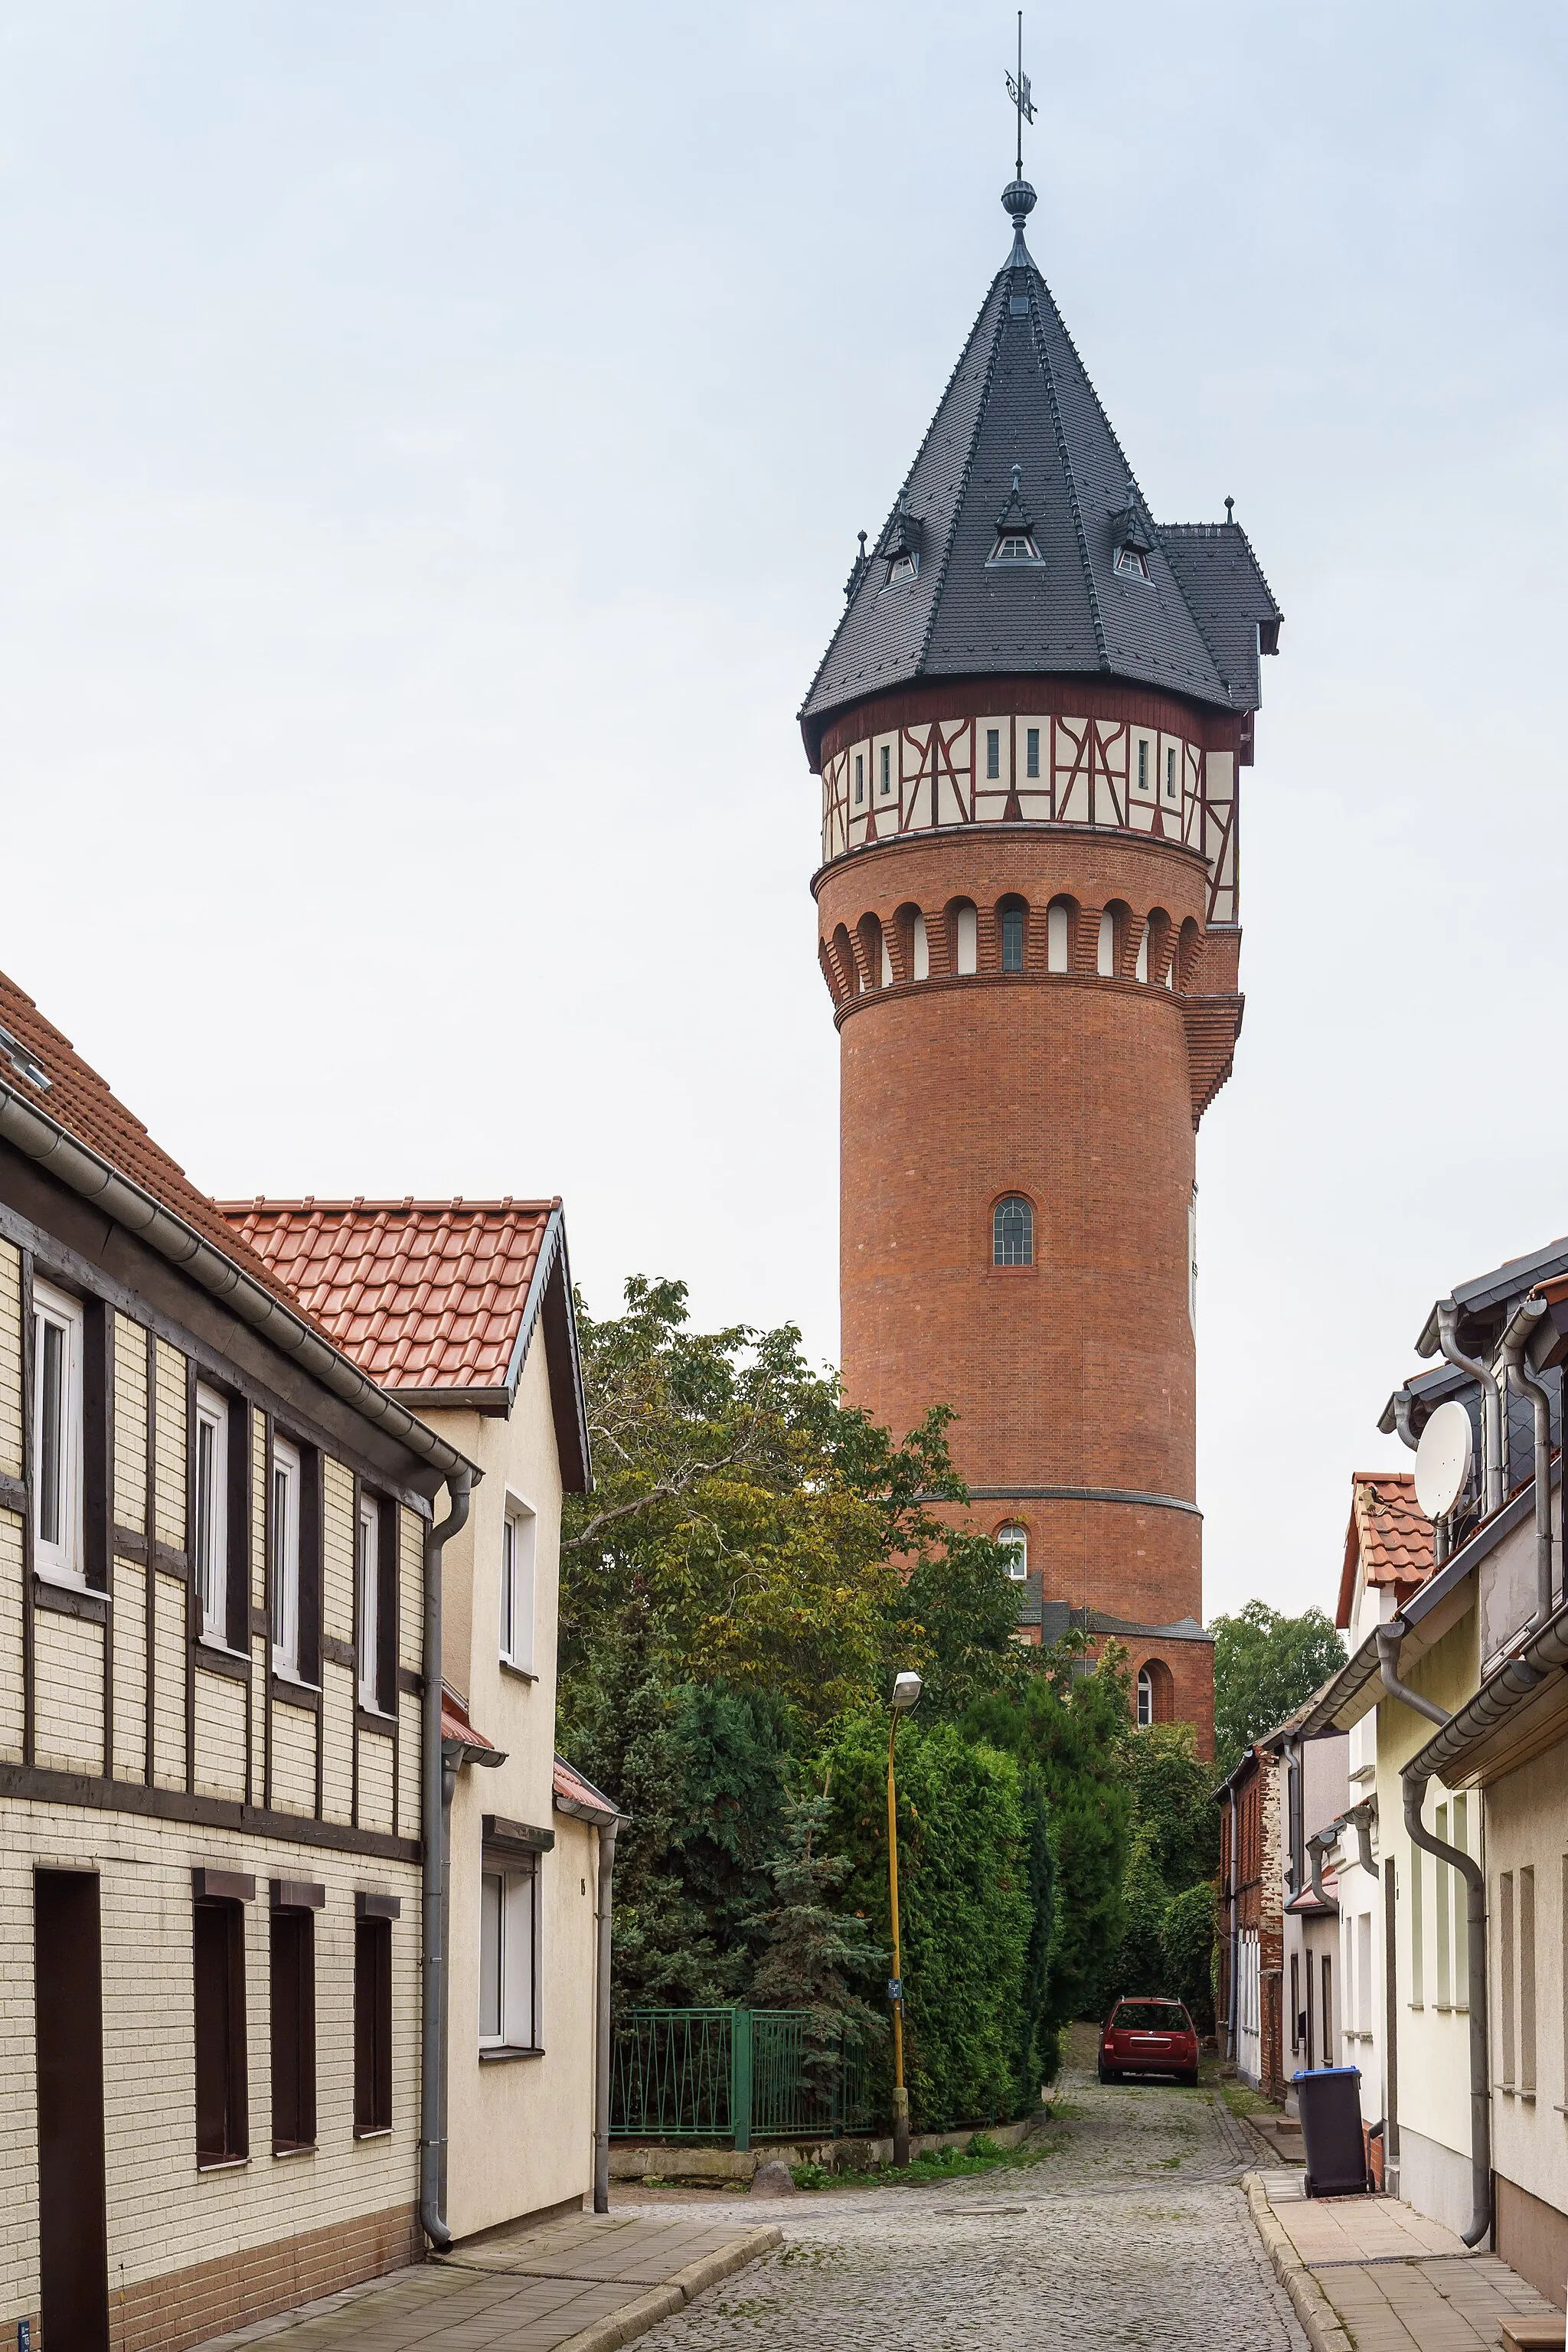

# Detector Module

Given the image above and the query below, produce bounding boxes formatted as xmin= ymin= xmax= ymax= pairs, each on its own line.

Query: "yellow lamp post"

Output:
xmin=886 ymin=1668 xmax=922 ymax=2167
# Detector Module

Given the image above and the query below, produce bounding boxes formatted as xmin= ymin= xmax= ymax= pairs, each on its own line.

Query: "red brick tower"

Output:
xmin=798 ymin=173 xmax=1282 ymax=1756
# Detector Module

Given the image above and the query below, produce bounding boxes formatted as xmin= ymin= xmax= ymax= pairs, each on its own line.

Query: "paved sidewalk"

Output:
xmin=194 ymin=2214 xmax=782 ymax=2352
xmin=1250 ymin=2171 xmax=1563 ymax=2351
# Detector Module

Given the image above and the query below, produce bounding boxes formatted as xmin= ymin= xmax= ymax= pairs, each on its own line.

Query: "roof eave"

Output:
xmin=0 ymin=1080 xmax=480 ymax=1491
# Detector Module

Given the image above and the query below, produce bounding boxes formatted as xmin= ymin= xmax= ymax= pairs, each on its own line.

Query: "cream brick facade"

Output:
xmin=0 ymin=1213 xmax=450 ymax=2352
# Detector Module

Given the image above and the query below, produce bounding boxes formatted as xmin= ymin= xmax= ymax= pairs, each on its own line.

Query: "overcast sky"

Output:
xmin=2 ymin=2 xmax=1565 ymax=1622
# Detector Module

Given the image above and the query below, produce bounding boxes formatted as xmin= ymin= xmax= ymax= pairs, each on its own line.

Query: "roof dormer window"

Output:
xmin=886 ymin=550 xmax=918 ymax=586
xmin=877 ymin=492 xmax=923 ymax=593
xmin=1110 ymin=481 xmax=1154 ymax=585
xmin=986 ymin=463 xmax=1043 ymax=569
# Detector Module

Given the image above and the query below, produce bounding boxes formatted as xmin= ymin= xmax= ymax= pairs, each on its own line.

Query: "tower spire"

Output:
xmin=1003 ymin=12 xmax=1037 ymax=256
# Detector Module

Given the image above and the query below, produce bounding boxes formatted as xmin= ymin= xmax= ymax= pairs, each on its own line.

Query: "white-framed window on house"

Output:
xmin=271 ymin=1437 xmax=302 ymax=1677
xmin=479 ymin=1856 xmax=539 ymax=2052
xmin=32 ymin=1278 xmax=84 ymax=1587
xmin=501 ymin=1500 xmax=537 ymax=1674
xmin=194 ymin=1383 xmax=230 ymax=1642
xmin=998 ymin=1524 xmax=1027 ymax=1581
xmin=358 ymin=1493 xmax=383 ymax=1713
xmin=1136 ymin=1667 xmax=1155 ymax=1727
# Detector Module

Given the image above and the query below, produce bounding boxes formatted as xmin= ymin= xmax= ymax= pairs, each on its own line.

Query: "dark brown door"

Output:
xmin=35 ymin=1870 xmax=109 ymax=2352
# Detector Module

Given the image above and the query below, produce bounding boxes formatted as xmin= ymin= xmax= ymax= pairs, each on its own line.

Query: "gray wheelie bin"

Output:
xmin=1292 ymin=2066 xmax=1370 ymax=2197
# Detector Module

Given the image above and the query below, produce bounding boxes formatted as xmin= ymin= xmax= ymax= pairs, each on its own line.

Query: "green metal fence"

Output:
xmin=609 ymin=2007 xmax=879 ymax=2150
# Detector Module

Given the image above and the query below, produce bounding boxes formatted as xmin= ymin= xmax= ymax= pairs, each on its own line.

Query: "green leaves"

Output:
xmin=1210 ymin=1600 xmax=1347 ymax=1782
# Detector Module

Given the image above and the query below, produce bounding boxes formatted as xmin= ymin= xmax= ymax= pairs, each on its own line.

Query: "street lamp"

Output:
xmin=886 ymin=1668 xmax=922 ymax=2167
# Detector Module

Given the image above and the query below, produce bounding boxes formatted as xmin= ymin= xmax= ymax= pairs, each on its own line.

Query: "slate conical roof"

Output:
xmin=799 ymin=184 xmax=1281 ymax=755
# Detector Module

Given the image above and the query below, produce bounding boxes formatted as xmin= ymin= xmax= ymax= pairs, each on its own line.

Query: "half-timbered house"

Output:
xmin=0 ymin=972 xmax=482 ymax=2352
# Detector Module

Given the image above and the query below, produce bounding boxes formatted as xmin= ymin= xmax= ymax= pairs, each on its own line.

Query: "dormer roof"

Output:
xmin=799 ymin=185 xmax=1282 ymax=763
xmin=1336 ymin=1471 xmax=1431 ymax=1632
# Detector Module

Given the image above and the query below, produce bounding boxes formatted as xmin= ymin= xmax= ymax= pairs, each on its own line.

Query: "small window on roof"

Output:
xmin=990 ymin=532 xmax=1040 ymax=565
xmin=1116 ymin=544 xmax=1150 ymax=580
xmin=886 ymin=550 xmax=918 ymax=586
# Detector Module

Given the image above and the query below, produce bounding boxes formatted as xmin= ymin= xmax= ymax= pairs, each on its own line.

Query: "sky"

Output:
xmin=1 ymin=2 xmax=1566 ymax=1624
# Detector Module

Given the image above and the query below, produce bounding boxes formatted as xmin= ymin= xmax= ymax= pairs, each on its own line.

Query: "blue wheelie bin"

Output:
xmin=1292 ymin=2066 xmax=1370 ymax=2197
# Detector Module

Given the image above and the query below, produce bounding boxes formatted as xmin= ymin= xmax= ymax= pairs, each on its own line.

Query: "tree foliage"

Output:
xmin=1210 ymin=1601 xmax=1346 ymax=1782
xmin=819 ymin=1713 xmax=1040 ymax=2128
xmin=749 ymin=1792 xmax=887 ymax=2086
xmin=560 ymin=1276 xmax=1024 ymax=1731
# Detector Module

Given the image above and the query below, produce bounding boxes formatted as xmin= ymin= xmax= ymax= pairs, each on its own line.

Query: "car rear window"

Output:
xmin=1113 ymin=2002 xmax=1191 ymax=2030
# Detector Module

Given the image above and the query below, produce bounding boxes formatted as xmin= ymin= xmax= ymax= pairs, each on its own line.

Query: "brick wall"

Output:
xmin=109 ymin=2201 xmax=420 ymax=2352
xmin=820 ymin=825 xmax=1224 ymax=1747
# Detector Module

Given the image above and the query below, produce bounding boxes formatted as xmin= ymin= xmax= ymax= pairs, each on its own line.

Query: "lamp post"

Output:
xmin=886 ymin=1668 xmax=922 ymax=2167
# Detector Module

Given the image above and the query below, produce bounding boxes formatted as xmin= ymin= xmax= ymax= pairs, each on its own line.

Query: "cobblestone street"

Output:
xmin=631 ymin=2047 xmax=1311 ymax=2352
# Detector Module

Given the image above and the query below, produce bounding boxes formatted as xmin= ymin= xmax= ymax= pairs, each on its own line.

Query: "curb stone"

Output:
xmin=553 ymin=2226 xmax=786 ymax=2352
xmin=1242 ymin=2174 xmax=1354 ymax=2352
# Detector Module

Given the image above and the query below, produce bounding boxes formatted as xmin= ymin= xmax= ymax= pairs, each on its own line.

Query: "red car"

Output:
xmin=1099 ymin=1997 xmax=1200 ymax=2086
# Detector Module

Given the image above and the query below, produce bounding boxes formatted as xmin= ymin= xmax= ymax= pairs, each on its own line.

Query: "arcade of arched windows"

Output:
xmin=819 ymin=892 xmax=1204 ymax=1010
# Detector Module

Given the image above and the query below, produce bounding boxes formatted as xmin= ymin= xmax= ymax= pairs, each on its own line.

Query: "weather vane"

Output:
xmin=1005 ymin=11 xmax=1035 ymax=181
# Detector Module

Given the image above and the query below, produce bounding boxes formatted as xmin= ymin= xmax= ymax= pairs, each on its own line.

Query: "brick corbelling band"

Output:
xmin=834 ymin=966 xmax=1195 ymax=1032
xmin=811 ymin=819 xmax=1209 ymax=904
xmin=108 ymin=2198 xmax=420 ymax=2352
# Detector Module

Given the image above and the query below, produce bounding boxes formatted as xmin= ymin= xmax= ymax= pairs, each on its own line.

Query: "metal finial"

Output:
xmin=858 ymin=530 xmax=867 ymax=556
xmin=1011 ymin=462 xmax=1023 ymax=495
xmin=1006 ymin=11 xmax=1035 ymax=181
xmin=1224 ymin=495 xmax=1234 ymax=522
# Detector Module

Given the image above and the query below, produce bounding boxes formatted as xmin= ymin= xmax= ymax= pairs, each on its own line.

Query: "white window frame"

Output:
xmin=32 ymin=1278 xmax=84 ymax=1589
xmin=358 ymin=1492 xmax=387 ymax=1714
xmin=479 ymin=1857 xmax=539 ymax=2051
xmin=998 ymin=1524 xmax=1028 ymax=1582
xmin=271 ymin=1437 xmax=302 ymax=1679
xmin=501 ymin=1498 xmax=537 ymax=1674
xmin=194 ymin=1383 xmax=230 ymax=1644
xmin=1136 ymin=1666 xmax=1154 ymax=1727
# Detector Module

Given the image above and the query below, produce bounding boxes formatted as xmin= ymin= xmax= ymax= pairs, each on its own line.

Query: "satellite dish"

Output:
xmin=1415 ymin=1399 xmax=1473 ymax=1519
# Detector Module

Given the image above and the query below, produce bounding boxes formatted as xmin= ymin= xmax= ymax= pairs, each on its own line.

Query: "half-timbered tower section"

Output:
xmin=224 ymin=1197 xmax=612 ymax=2243
xmin=0 ymin=973 xmax=479 ymax=2352
xmin=799 ymin=174 xmax=1283 ymax=1754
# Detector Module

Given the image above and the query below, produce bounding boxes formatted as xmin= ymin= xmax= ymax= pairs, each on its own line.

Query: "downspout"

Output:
xmin=420 ymin=1470 xmax=474 ymax=2255
xmin=1285 ymin=1737 xmax=1305 ymax=1896
xmin=1377 ymin=1623 xmax=1491 ymax=2247
xmin=1306 ymin=1830 xmax=1330 ymax=1906
xmin=1438 ymin=1300 xmax=1501 ymax=1518
xmin=1500 ymin=1297 xmax=1555 ymax=1631
xmin=1227 ymin=1785 xmax=1240 ymax=2063
xmin=592 ymin=1813 xmax=622 ymax=2213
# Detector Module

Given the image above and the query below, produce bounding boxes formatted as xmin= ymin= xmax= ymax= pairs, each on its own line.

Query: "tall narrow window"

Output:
xmin=1500 ymin=1870 xmax=1517 ymax=2084
xmin=992 ymin=1196 xmax=1033 ymax=1267
xmin=1436 ymin=1803 xmax=1451 ymax=2007
xmin=1165 ymin=745 xmax=1178 ymax=802
xmin=1453 ymin=1797 xmax=1469 ymax=2004
xmin=1410 ymin=1845 xmax=1423 ymax=2007
xmin=1096 ymin=910 xmax=1116 ymax=976
xmin=1521 ymin=1865 xmax=1537 ymax=2092
xmin=953 ymin=901 xmax=978 ymax=975
xmin=998 ymin=1524 xmax=1027 ymax=1580
xmin=354 ymin=1913 xmax=393 ymax=2135
xmin=501 ymin=1502 xmax=536 ymax=1673
xmin=1134 ymin=928 xmax=1148 ymax=982
xmin=194 ymin=1898 xmax=247 ymax=2166
xmin=1001 ymin=903 xmax=1024 ymax=972
xmin=1025 ymin=726 xmax=1040 ymax=779
xmin=271 ymin=1437 xmax=302 ymax=1677
xmin=986 ymin=727 xmax=1001 ymax=780
xmin=1136 ymin=1668 xmax=1154 ymax=1727
xmin=1046 ymin=901 xmax=1069 ymax=973
xmin=854 ymin=753 xmax=864 ymax=805
xmin=32 ymin=1279 xmax=83 ymax=1587
xmin=479 ymin=1858 xmax=538 ymax=2052
xmin=270 ymin=1905 xmax=316 ymax=2154
xmin=880 ymin=744 xmax=892 ymax=796
xmin=1137 ymin=739 xmax=1149 ymax=793
xmin=910 ymin=913 xmax=929 ymax=982
xmin=357 ymin=1494 xmax=390 ymax=1714
xmin=194 ymin=1385 xmax=230 ymax=1644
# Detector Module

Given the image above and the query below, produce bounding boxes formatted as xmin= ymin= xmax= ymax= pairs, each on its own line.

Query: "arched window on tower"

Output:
xmin=992 ymin=1196 xmax=1033 ymax=1267
xmin=1136 ymin=1668 xmax=1155 ymax=1727
xmin=1096 ymin=910 xmax=1116 ymax=977
xmin=952 ymin=900 xmax=978 ymax=976
xmin=998 ymin=1523 xmax=1028 ymax=1580
xmin=1136 ymin=1658 xmax=1173 ymax=1727
xmin=999 ymin=897 xmax=1026 ymax=974
xmin=1047 ymin=900 xmax=1070 ymax=974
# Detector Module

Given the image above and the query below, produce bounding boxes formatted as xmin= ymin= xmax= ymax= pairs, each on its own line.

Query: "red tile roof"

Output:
xmin=220 ymin=1198 xmax=558 ymax=1395
xmin=553 ymin=1754 xmax=619 ymax=1824
xmin=1337 ymin=1471 xmax=1431 ymax=1629
xmin=440 ymin=1685 xmax=502 ymax=1757
xmin=0 ymin=970 xmax=314 ymax=1323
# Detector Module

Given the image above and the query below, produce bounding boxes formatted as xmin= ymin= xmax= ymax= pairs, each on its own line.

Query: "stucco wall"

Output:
xmin=1486 ymin=1736 xmax=1568 ymax=2226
